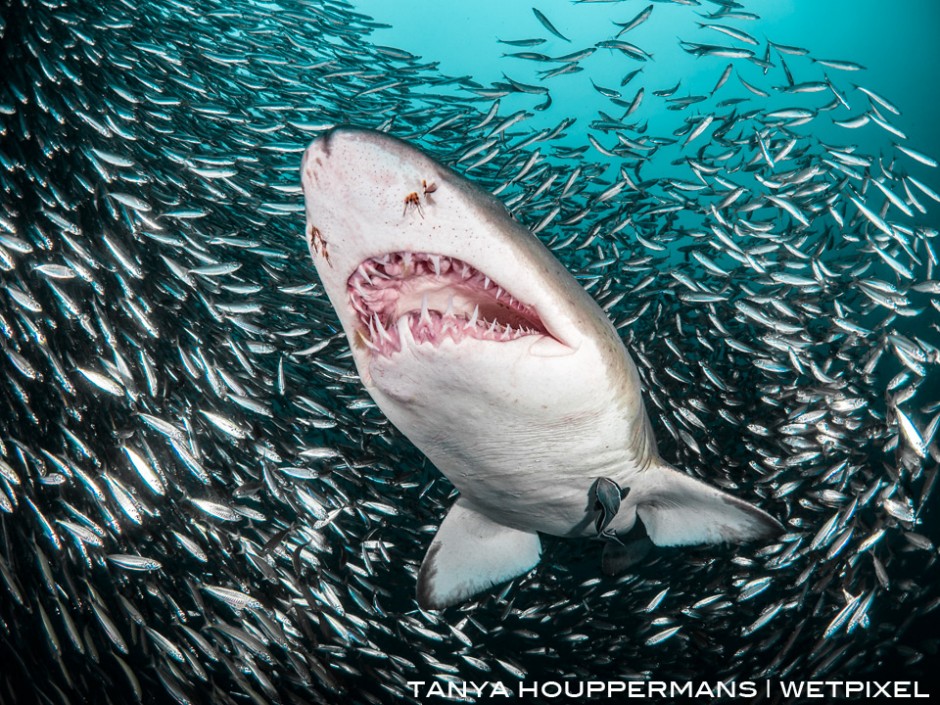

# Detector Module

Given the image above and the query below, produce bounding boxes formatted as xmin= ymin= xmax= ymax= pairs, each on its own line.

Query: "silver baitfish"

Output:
xmin=0 ymin=0 xmax=937 ymax=703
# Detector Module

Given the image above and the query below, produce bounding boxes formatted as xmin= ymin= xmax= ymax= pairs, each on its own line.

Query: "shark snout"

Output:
xmin=301 ymin=128 xmax=349 ymax=192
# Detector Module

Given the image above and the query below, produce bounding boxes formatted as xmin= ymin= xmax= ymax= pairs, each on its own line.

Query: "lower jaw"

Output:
xmin=359 ymin=309 xmax=545 ymax=358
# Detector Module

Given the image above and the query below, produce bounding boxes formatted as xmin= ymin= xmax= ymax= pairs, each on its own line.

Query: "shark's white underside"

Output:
xmin=301 ymin=127 xmax=782 ymax=609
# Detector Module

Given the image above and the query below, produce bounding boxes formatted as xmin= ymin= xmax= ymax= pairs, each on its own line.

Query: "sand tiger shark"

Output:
xmin=300 ymin=127 xmax=782 ymax=609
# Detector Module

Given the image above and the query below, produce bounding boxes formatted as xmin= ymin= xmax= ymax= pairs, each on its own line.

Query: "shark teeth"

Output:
xmin=466 ymin=304 xmax=479 ymax=330
xmin=420 ymin=293 xmax=432 ymax=325
xmin=356 ymin=263 xmax=372 ymax=285
xmin=347 ymin=251 xmax=548 ymax=356
xmin=373 ymin=315 xmax=394 ymax=344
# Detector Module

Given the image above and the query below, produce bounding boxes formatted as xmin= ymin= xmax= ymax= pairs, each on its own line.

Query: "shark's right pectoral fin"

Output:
xmin=636 ymin=463 xmax=783 ymax=547
xmin=417 ymin=498 xmax=542 ymax=610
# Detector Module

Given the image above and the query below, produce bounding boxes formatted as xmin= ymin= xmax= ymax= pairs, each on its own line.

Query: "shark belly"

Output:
xmin=365 ymin=326 xmax=654 ymax=538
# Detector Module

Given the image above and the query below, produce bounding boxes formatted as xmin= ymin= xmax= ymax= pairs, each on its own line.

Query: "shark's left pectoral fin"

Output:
xmin=417 ymin=498 xmax=542 ymax=609
xmin=636 ymin=463 xmax=783 ymax=547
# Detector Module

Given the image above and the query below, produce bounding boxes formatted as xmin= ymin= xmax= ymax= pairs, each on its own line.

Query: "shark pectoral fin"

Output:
xmin=416 ymin=498 xmax=542 ymax=610
xmin=635 ymin=463 xmax=784 ymax=547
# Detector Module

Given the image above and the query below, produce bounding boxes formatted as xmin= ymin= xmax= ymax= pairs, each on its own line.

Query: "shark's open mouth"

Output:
xmin=348 ymin=252 xmax=550 ymax=356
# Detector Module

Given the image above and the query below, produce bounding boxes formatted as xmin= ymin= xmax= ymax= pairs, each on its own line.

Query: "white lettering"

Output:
xmin=491 ymin=682 xmax=512 ymax=697
xmin=427 ymin=682 xmax=444 ymax=697
xmin=564 ymin=682 xmax=584 ymax=697
xmin=845 ymin=682 xmax=863 ymax=697
xmin=403 ymin=679 xmax=940 ymax=700
xmin=447 ymin=683 xmax=467 ymax=699
xmin=695 ymin=682 xmax=714 ymax=697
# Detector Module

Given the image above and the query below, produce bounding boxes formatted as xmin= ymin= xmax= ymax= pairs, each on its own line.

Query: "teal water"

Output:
xmin=356 ymin=0 xmax=940 ymax=222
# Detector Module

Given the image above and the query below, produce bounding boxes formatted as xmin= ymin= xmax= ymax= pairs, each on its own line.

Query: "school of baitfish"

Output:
xmin=1 ymin=0 xmax=938 ymax=702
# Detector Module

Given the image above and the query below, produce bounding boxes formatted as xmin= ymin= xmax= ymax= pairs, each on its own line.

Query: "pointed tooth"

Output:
xmin=357 ymin=264 xmax=372 ymax=285
xmin=360 ymin=331 xmax=379 ymax=352
xmin=501 ymin=325 xmax=512 ymax=341
xmin=460 ymin=263 xmax=470 ymax=278
xmin=420 ymin=294 xmax=431 ymax=325
xmin=366 ymin=261 xmax=388 ymax=279
xmin=374 ymin=315 xmax=393 ymax=343
xmin=487 ymin=319 xmax=497 ymax=335
xmin=465 ymin=304 xmax=479 ymax=330
xmin=444 ymin=295 xmax=454 ymax=318
xmin=483 ymin=276 xmax=491 ymax=289
xmin=396 ymin=315 xmax=414 ymax=347
xmin=431 ymin=255 xmax=441 ymax=277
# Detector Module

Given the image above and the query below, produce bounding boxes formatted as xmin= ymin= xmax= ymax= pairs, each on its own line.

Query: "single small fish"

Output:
xmin=107 ymin=554 xmax=163 ymax=571
xmin=108 ymin=192 xmax=152 ymax=212
xmin=615 ymin=4 xmax=653 ymax=36
xmin=75 ymin=367 xmax=124 ymax=396
xmin=532 ymin=7 xmax=571 ymax=42
xmin=697 ymin=22 xmax=758 ymax=46
xmin=201 ymin=584 xmax=263 ymax=610
xmin=498 ymin=37 xmax=548 ymax=47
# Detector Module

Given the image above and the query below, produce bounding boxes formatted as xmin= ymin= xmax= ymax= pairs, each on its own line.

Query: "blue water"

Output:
xmin=355 ymin=0 xmax=940 ymax=222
